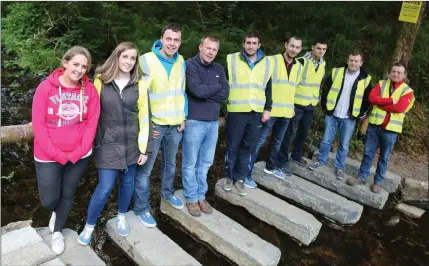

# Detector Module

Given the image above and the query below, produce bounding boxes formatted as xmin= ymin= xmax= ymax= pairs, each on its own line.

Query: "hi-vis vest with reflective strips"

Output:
xmin=326 ymin=67 xmax=372 ymax=117
xmin=369 ymin=79 xmax=415 ymax=133
xmin=93 ymin=76 xmax=151 ymax=154
xmin=226 ymin=52 xmax=272 ymax=113
xmin=294 ymin=57 xmax=326 ymax=106
xmin=139 ymin=52 xmax=186 ymax=125
xmin=270 ymin=54 xmax=303 ymax=118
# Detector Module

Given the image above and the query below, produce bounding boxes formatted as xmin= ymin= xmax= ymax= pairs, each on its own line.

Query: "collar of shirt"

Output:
xmin=345 ymin=68 xmax=360 ymax=78
xmin=304 ymin=51 xmax=324 ymax=67
xmin=283 ymin=54 xmax=296 ymax=69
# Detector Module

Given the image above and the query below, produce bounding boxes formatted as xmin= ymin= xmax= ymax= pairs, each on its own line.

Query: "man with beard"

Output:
xmin=245 ymin=36 xmax=304 ymax=188
xmin=222 ymin=31 xmax=273 ymax=196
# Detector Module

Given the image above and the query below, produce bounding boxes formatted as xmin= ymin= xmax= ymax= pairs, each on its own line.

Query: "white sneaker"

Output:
xmin=49 ymin=212 xmax=56 ymax=233
xmin=51 ymin=232 xmax=65 ymax=255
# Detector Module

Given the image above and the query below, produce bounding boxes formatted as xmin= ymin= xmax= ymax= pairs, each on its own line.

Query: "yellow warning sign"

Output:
xmin=399 ymin=1 xmax=423 ymax=24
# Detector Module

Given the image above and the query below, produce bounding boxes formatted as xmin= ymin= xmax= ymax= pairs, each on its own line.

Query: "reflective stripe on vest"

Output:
xmin=294 ymin=57 xmax=326 ymax=106
xmin=368 ymin=80 xmax=414 ymax=133
xmin=270 ymin=54 xmax=302 ymax=118
xmin=94 ymin=76 xmax=151 ymax=154
xmin=227 ymin=52 xmax=271 ymax=112
xmin=326 ymin=67 xmax=372 ymax=117
xmin=140 ymin=52 xmax=185 ymax=125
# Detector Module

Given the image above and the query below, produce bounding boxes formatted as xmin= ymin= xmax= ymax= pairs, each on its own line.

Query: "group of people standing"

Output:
xmin=31 ymin=23 xmax=415 ymax=255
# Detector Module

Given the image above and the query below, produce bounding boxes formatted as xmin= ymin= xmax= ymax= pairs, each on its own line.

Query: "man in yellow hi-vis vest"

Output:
xmin=245 ymin=36 xmax=304 ymax=188
xmin=348 ymin=63 xmax=415 ymax=193
xmin=309 ymin=51 xmax=372 ymax=180
xmin=277 ymin=39 xmax=328 ymax=176
xmin=133 ymin=24 xmax=187 ymax=227
xmin=222 ymin=31 xmax=273 ymax=196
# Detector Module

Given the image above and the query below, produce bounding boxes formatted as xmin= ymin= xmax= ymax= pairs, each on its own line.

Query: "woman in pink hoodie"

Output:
xmin=31 ymin=46 xmax=100 ymax=255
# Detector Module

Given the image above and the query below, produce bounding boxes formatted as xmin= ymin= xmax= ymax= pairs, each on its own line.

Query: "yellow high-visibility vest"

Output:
xmin=326 ymin=67 xmax=372 ymax=117
xmin=94 ymin=76 xmax=151 ymax=154
xmin=139 ymin=52 xmax=185 ymax=125
xmin=270 ymin=54 xmax=303 ymax=118
xmin=294 ymin=57 xmax=326 ymax=106
xmin=369 ymin=79 xmax=415 ymax=133
xmin=226 ymin=52 xmax=272 ymax=113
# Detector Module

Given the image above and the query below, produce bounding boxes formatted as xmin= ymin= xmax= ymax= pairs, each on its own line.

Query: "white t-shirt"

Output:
xmin=114 ymin=78 xmax=130 ymax=95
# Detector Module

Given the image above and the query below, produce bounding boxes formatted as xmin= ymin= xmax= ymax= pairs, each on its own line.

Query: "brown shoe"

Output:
xmin=199 ymin=200 xmax=213 ymax=214
xmin=371 ymin=184 xmax=382 ymax=193
xmin=186 ymin=202 xmax=201 ymax=217
xmin=347 ymin=177 xmax=366 ymax=186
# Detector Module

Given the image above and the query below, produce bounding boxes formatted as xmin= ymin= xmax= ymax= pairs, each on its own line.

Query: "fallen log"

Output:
xmin=1 ymin=123 xmax=34 ymax=144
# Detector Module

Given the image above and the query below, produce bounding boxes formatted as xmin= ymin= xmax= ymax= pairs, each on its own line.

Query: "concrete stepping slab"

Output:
xmin=252 ymin=161 xmax=363 ymax=224
xmin=312 ymin=150 xmax=401 ymax=193
xmin=2 ymin=241 xmax=56 ymax=266
xmin=2 ymin=226 xmax=43 ymax=255
xmin=215 ymin=178 xmax=321 ymax=246
xmin=39 ymin=258 xmax=66 ymax=266
xmin=401 ymin=178 xmax=429 ymax=202
xmin=42 ymin=229 xmax=106 ymax=266
xmin=106 ymin=211 xmax=201 ymax=266
xmin=395 ymin=203 xmax=426 ymax=218
xmin=161 ymin=190 xmax=281 ymax=266
xmin=290 ymin=158 xmax=389 ymax=209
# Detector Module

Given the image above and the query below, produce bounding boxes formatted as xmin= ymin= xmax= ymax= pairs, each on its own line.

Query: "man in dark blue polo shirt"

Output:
xmin=182 ymin=35 xmax=229 ymax=217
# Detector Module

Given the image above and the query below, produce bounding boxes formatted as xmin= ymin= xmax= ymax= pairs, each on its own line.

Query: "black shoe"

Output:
xmin=293 ymin=157 xmax=309 ymax=167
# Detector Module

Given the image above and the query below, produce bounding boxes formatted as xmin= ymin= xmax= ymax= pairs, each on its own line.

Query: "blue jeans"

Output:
xmin=318 ymin=115 xmax=356 ymax=170
xmin=86 ymin=164 xmax=137 ymax=226
xmin=182 ymin=120 xmax=219 ymax=203
xmin=133 ymin=124 xmax=183 ymax=215
xmin=249 ymin=117 xmax=290 ymax=173
xmin=358 ymin=124 xmax=397 ymax=185
xmin=278 ymin=105 xmax=314 ymax=168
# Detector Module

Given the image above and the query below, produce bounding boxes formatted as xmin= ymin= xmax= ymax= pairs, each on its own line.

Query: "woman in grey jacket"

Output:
xmin=78 ymin=42 xmax=154 ymax=245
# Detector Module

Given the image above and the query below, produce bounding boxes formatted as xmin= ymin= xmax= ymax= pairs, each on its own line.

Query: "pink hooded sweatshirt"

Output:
xmin=32 ymin=68 xmax=100 ymax=165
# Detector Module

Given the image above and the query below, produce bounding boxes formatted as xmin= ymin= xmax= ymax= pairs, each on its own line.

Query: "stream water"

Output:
xmin=1 ymin=71 xmax=428 ymax=266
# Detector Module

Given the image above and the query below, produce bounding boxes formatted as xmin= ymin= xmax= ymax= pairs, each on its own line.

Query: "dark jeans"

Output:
xmin=86 ymin=164 xmax=137 ymax=226
xmin=225 ymin=112 xmax=262 ymax=182
xmin=35 ymin=157 xmax=90 ymax=232
xmin=249 ymin=117 xmax=290 ymax=173
xmin=358 ymin=124 xmax=397 ymax=184
xmin=278 ymin=104 xmax=315 ymax=169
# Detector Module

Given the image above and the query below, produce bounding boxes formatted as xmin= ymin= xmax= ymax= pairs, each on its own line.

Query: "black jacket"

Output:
xmin=94 ymin=81 xmax=154 ymax=169
xmin=321 ymin=65 xmax=372 ymax=120
xmin=186 ymin=54 xmax=230 ymax=121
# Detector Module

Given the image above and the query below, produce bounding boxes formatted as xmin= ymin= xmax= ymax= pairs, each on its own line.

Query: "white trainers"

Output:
xmin=51 ymin=232 xmax=65 ymax=255
xmin=49 ymin=212 xmax=56 ymax=233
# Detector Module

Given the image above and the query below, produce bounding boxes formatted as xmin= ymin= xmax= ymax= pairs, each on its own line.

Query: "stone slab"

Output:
xmin=2 ymin=226 xmax=43 ymax=255
xmin=2 ymin=241 xmax=56 ymax=266
xmin=215 ymin=179 xmax=321 ymax=246
xmin=290 ymin=159 xmax=389 ymax=209
xmin=161 ymin=190 xmax=281 ymax=266
xmin=395 ymin=203 xmax=426 ymax=218
xmin=1 ymin=220 xmax=33 ymax=235
xmin=401 ymin=178 xmax=429 ymax=202
xmin=42 ymin=229 xmax=106 ymax=266
xmin=39 ymin=258 xmax=66 ymax=266
xmin=312 ymin=150 xmax=401 ymax=193
xmin=106 ymin=211 xmax=201 ymax=266
xmin=252 ymin=161 xmax=363 ymax=224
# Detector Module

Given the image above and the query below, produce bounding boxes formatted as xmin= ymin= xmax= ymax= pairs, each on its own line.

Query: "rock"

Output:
xmin=253 ymin=161 xmax=363 ymax=225
xmin=312 ymin=150 xmax=401 ymax=193
xmin=2 ymin=242 xmax=56 ymax=266
xmin=161 ymin=190 xmax=281 ymax=266
xmin=401 ymin=178 xmax=429 ymax=202
xmin=289 ymin=159 xmax=389 ymax=210
xmin=39 ymin=258 xmax=66 ymax=266
xmin=106 ymin=211 xmax=201 ymax=266
xmin=385 ymin=215 xmax=400 ymax=226
xmin=395 ymin=203 xmax=426 ymax=218
xmin=1 ymin=226 xmax=43 ymax=255
xmin=215 ymin=178 xmax=321 ymax=246
xmin=1 ymin=220 xmax=33 ymax=235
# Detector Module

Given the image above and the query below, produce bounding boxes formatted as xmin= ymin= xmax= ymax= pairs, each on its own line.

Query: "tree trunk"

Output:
xmin=1 ymin=123 xmax=34 ymax=144
xmin=391 ymin=1 xmax=426 ymax=67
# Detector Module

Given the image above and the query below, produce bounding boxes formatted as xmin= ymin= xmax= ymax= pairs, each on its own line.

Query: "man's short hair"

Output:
xmin=243 ymin=31 xmax=260 ymax=43
xmin=286 ymin=36 xmax=302 ymax=44
xmin=200 ymin=34 xmax=220 ymax=46
xmin=161 ymin=23 xmax=182 ymax=37
xmin=349 ymin=50 xmax=364 ymax=61
xmin=312 ymin=38 xmax=328 ymax=46
xmin=392 ymin=62 xmax=408 ymax=73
